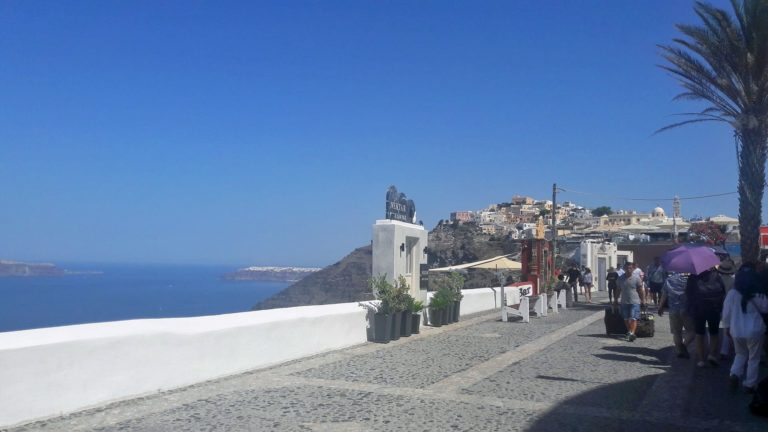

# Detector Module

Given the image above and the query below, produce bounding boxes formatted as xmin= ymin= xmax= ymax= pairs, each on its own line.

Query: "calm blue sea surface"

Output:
xmin=0 ymin=263 xmax=290 ymax=333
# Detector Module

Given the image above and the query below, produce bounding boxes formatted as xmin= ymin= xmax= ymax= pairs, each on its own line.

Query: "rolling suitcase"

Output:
xmin=604 ymin=306 xmax=626 ymax=335
xmin=636 ymin=311 xmax=655 ymax=338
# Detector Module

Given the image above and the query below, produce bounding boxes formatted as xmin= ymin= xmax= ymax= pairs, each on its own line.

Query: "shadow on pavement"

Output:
xmin=601 ymin=345 xmax=671 ymax=364
xmin=526 ymin=350 xmax=768 ymax=432
xmin=578 ymin=333 xmax=622 ymax=339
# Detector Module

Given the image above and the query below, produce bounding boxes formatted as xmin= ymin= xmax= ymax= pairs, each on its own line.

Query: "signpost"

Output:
xmin=385 ymin=185 xmax=416 ymax=224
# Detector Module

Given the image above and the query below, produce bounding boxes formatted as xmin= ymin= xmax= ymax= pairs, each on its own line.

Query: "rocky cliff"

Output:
xmin=252 ymin=222 xmax=524 ymax=310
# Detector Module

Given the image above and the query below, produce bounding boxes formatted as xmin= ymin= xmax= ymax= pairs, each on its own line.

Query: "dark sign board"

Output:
xmin=420 ymin=264 xmax=429 ymax=291
xmin=385 ymin=185 xmax=416 ymax=224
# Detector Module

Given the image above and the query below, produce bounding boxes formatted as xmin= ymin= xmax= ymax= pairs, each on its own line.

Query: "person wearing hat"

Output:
xmin=718 ymin=259 xmax=736 ymax=291
xmin=718 ymin=259 xmax=737 ymax=359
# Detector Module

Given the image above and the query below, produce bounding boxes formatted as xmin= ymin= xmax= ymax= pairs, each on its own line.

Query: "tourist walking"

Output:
xmin=618 ymin=262 xmax=645 ymax=342
xmin=607 ymin=267 xmax=620 ymax=305
xmin=554 ymin=274 xmax=569 ymax=307
xmin=687 ymin=267 xmax=727 ymax=367
xmin=582 ymin=268 xmax=594 ymax=303
xmin=722 ymin=262 xmax=768 ymax=393
xmin=646 ymin=257 xmax=667 ymax=306
xmin=717 ymin=259 xmax=737 ymax=359
xmin=567 ymin=265 xmax=581 ymax=303
xmin=658 ymin=272 xmax=694 ymax=358
xmin=719 ymin=259 xmax=736 ymax=292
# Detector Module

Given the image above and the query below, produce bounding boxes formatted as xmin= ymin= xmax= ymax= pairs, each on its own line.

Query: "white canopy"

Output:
xmin=620 ymin=224 xmax=659 ymax=233
xmin=429 ymin=255 xmax=522 ymax=272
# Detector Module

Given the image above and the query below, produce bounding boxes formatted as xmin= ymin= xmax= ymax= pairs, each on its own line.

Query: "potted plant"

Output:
xmin=410 ymin=300 xmax=424 ymax=334
xmin=447 ymin=272 xmax=465 ymax=323
xmin=393 ymin=276 xmax=414 ymax=338
xmin=369 ymin=275 xmax=394 ymax=343
xmin=400 ymin=294 xmax=414 ymax=337
xmin=387 ymin=275 xmax=412 ymax=341
xmin=437 ymin=286 xmax=455 ymax=324
xmin=428 ymin=291 xmax=446 ymax=327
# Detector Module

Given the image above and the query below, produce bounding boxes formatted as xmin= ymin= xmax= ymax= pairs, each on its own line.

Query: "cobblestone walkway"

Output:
xmin=8 ymin=293 xmax=768 ymax=432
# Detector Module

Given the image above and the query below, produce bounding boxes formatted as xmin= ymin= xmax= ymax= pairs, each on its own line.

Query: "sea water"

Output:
xmin=0 ymin=263 xmax=290 ymax=333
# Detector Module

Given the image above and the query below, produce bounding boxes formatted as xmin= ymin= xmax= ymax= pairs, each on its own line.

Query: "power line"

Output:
xmin=558 ymin=187 xmax=737 ymax=202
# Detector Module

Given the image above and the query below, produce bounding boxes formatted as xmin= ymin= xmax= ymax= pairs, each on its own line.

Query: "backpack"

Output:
xmin=695 ymin=271 xmax=725 ymax=308
xmin=649 ymin=266 xmax=664 ymax=284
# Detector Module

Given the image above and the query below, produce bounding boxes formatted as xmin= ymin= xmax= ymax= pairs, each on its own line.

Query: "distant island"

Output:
xmin=0 ymin=260 xmax=102 ymax=277
xmin=0 ymin=260 xmax=65 ymax=277
xmin=223 ymin=266 xmax=321 ymax=282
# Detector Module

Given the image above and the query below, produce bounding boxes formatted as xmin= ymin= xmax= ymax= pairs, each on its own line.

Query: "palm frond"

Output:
xmin=655 ymin=117 xmax=727 ymax=135
xmin=659 ymin=0 xmax=768 ymax=136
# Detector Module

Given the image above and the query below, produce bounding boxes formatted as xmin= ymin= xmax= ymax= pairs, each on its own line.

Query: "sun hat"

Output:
xmin=717 ymin=259 xmax=735 ymax=275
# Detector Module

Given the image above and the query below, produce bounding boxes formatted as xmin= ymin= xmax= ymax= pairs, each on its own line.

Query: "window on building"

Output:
xmin=406 ymin=238 xmax=416 ymax=275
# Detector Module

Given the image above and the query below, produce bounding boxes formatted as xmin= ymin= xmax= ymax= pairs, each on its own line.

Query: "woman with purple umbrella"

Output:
xmin=662 ymin=245 xmax=726 ymax=367
xmin=686 ymin=267 xmax=727 ymax=367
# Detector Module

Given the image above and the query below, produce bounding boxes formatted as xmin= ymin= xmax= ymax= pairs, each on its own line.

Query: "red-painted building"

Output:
xmin=519 ymin=239 xmax=554 ymax=296
xmin=761 ymin=226 xmax=768 ymax=248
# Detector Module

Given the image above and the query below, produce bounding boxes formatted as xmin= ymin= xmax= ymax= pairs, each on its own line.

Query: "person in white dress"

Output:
xmin=721 ymin=262 xmax=768 ymax=393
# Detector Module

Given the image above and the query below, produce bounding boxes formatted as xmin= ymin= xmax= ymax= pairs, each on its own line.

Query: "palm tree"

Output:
xmin=660 ymin=0 xmax=768 ymax=263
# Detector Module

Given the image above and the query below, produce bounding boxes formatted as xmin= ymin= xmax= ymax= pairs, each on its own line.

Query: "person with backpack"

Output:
xmin=722 ymin=262 xmax=768 ymax=394
xmin=686 ymin=267 xmax=727 ymax=367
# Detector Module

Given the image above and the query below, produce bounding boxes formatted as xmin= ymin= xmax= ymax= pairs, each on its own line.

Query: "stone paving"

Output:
xmin=7 ymin=292 xmax=768 ymax=432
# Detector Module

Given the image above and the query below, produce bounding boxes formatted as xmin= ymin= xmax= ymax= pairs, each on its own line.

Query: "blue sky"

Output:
xmin=0 ymin=0 xmax=748 ymax=267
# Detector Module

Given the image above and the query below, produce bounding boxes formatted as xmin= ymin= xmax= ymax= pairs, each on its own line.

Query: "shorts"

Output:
xmin=694 ymin=308 xmax=721 ymax=335
xmin=649 ymin=281 xmax=663 ymax=294
xmin=669 ymin=311 xmax=694 ymax=335
xmin=621 ymin=303 xmax=640 ymax=321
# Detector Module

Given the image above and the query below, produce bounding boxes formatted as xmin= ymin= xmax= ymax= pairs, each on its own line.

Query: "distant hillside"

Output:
xmin=252 ymin=222 xmax=530 ymax=310
xmin=252 ymin=245 xmax=374 ymax=310
xmin=223 ymin=266 xmax=320 ymax=282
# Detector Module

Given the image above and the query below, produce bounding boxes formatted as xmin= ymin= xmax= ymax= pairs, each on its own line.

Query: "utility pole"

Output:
xmin=552 ymin=183 xmax=557 ymax=273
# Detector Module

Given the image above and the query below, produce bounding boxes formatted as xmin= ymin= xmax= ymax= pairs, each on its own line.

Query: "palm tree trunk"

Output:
xmin=737 ymin=130 xmax=767 ymax=263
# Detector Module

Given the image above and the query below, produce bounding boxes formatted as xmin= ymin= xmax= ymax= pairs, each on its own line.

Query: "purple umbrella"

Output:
xmin=661 ymin=245 xmax=721 ymax=275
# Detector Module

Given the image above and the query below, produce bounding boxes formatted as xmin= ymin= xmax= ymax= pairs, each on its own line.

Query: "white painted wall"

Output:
xmin=0 ymin=303 xmax=367 ymax=428
xmin=424 ymin=284 xmax=533 ymax=323
xmin=372 ymin=219 xmax=429 ymax=299
xmin=0 ymin=287 xmax=508 ymax=428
